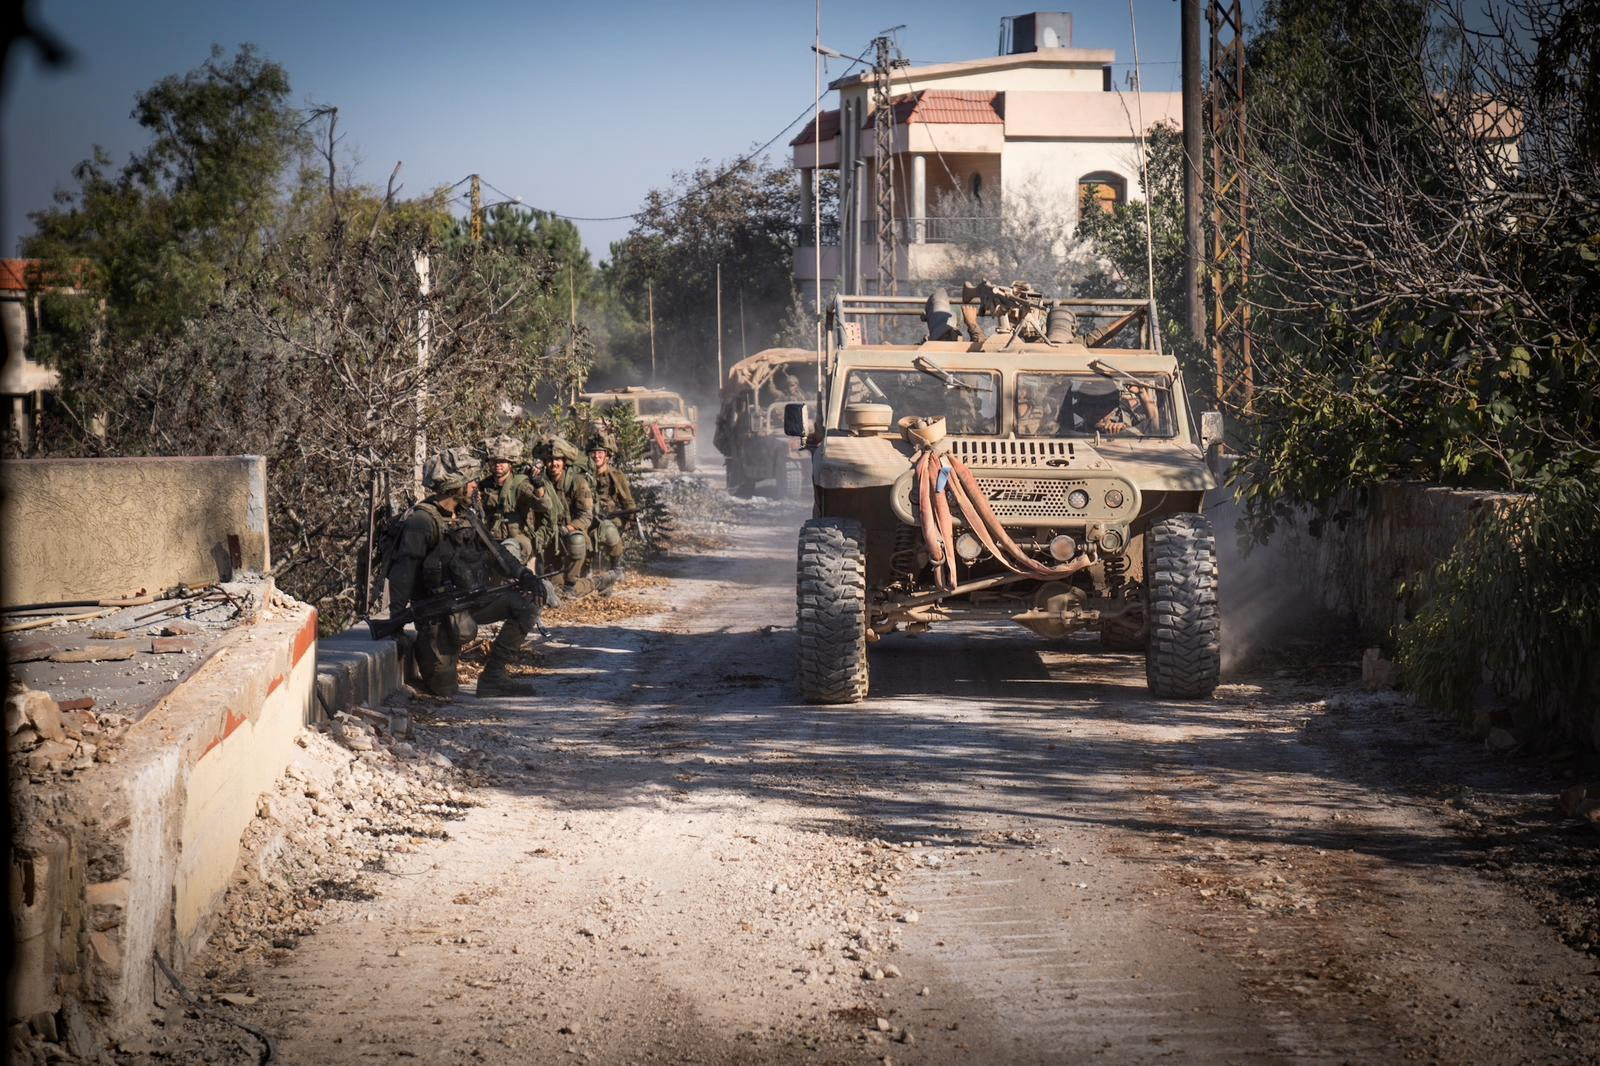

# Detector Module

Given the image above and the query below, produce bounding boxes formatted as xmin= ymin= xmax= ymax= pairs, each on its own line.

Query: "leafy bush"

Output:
xmin=1397 ymin=479 xmax=1600 ymax=738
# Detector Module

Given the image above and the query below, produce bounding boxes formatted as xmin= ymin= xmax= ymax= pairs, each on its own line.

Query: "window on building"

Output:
xmin=1078 ymin=172 xmax=1126 ymax=215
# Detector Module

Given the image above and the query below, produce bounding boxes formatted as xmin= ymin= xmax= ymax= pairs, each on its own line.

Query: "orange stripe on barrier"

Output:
xmin=291 ymin=610 xmax=317 ymax=666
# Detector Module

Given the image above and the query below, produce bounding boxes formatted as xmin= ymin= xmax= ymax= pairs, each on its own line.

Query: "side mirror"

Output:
xmin=783 ymin=402 xmax=811 ymax=438
xmin=1199 ymin=410 xmax=1225 ymax=452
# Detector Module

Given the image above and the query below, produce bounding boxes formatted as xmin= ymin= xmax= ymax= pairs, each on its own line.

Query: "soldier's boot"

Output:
xmin=475 ymin=663 xmax=535 ymax=697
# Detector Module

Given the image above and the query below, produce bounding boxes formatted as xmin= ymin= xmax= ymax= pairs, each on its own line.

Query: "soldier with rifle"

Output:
xmin=477 ymin=435 xmax=547 ymax=563
xmin=544 ymin=438 xmax=596 ymax=592
xmin=380 ymin=449 xmax=548 ymax=698
xmin=587 ymin=433 xmax=636 ymax=574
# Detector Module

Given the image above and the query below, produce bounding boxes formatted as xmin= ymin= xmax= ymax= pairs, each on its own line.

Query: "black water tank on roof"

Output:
xmin=1007 ymin=12 xmax=1073 ymax=53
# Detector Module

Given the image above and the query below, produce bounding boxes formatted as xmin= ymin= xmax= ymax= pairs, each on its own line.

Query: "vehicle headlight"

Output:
xmin=1067 ymin=489 xmax=1090 ymax=510
xmin=663 ymin=427 xmax=675 ymax=438
xmin=1105 ymin=489 xmax=1125 ymax=508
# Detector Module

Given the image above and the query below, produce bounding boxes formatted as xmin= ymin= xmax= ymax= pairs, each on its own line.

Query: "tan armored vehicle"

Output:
xmin=787 ymin=284 xmax=1224 ymax=703
xmin=714 ymin=347 xmax=817 ymax=497
xmin=580 ymin=386 xmax=698 ymax=471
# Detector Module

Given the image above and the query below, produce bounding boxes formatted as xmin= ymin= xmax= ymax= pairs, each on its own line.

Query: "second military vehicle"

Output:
xmin=580 ymin=386 xmax=699 ymax=472
xmin=788 ymin=283 xmax=1224 ymax=704
xmin=714 ymin=347 xmax=817 ymax=498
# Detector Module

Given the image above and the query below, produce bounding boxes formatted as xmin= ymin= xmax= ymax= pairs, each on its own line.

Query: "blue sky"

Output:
xmin=4 ymin=1 xmax=1209 ymax=260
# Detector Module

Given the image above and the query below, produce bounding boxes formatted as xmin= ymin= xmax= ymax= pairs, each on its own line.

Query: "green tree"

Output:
xmin=602 ymin=157 xmax=801 ymax=392
xmin=24 ymin=45 xmax=307 ymax=342
xmin=1074 ymin=123 xmax=1208 ymax=404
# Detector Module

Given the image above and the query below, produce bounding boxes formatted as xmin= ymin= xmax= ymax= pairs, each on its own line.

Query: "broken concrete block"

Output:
xmin=9 ymin=725 xmax=40 ymax=751
xmin=89 ymin=629 xmax=130 ymax=640
xmin=26 ymin=738 xmax=75 ymax=773
xmin=1360 ymin=647 xmax=1400 ymax=691
xmin=57 ymin=697 xmax=96 ymax=712
xmin=52 ymin=643 xmax=139 ymax=663
xmin=160 ymin=620 xmax=201 ymax=636
xmin=150 ymin=637 xmax=199 ymax=655
xmin=9 ymin=690 xmax=64 ymax=741
xmin=88 ymin=930 xmax=122 ymax=970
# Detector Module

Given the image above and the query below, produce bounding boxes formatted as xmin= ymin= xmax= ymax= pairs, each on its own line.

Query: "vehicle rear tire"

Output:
xmin=728 ymin=461 xmax=754 ymax=497
xmin=1144 ymin=513 xmax=1221 ymax=699
xmin=796 ymin=517 xmax=869 ymax=704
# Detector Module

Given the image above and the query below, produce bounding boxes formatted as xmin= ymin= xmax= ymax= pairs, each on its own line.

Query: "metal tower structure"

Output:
xmin=1207 ymin=0 xmax=1254 ymax=413
xmin=872 ymin=33 xmax=900 ymax=299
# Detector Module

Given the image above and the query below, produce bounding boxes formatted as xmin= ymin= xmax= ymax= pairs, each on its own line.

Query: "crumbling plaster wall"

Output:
xmin=1 ymin=456 xmax=270 ymax=606
xmin=7 ymin=605 xmax=317 ymax=1033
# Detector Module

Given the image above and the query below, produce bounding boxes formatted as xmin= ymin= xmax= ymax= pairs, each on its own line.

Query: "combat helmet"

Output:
xmin=421 ymin=447 xmax=476 ymax=496
xmin=584 ymin=432 xmax=618 ymax=456
xmin=482 ymin=434 xmax=523 ymax=464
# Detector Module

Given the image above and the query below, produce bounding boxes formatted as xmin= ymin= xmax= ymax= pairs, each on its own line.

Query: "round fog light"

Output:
xmin=1105 ymin=488 xmax=1126 ymax=508
xmin=1067 ymin=488 xmax=1090 ymax=510
xmin=1048 ymin=534 xmax=1077 ymax=561
xmin=1099 ymin=528 xmax=1126 ymax=552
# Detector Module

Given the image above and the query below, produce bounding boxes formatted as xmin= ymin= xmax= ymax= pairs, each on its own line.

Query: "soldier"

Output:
xmin=545 ymin=439 xmax=595 ymax=590
xmin=1016 ymin=384 xmax=1046 ymax=435
xmin=587 ymin=433 xmax=635 ymax=573
xmin=385 ymin=450 xmax=538 ymax=698
xmin=477 ymin=435 xmax=540 ymax=563
xmin=524 ymin=453 xmax=564 ymax=567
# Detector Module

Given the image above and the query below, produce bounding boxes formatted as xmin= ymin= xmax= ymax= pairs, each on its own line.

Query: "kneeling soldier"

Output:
xmin=587 ymin=433 xmax=635 ymax=573
xmin=386 ymin=450 xmax=538 ymax=698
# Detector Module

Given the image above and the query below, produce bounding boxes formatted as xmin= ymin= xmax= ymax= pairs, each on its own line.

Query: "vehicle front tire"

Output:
xmin=796 ymin=517 xmax=869 ymax=704
xmin=676 ymin=441 xmax=696 ymax=473
xmin=1144 ymin=513 xmax=1221 ymax=699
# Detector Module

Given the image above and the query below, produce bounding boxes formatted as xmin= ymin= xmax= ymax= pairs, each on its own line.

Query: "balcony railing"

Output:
xmin=798 ymin=216 xmax=1003 ymax=248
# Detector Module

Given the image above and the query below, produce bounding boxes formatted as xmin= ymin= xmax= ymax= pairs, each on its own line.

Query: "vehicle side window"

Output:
xmin=1016 ymin=372 xmax=1175 ymax=438
xmin=843 ymin=370 xmax=999 ymax=434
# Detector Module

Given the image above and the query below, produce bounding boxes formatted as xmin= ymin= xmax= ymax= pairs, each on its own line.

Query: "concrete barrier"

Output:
xmin=316 ymin=622 xmax=404 ymax=714
xmin=1 ymin=455 xmax=270 ymax=607
xmin=8 ymin=603 xmax=317 ymax=1034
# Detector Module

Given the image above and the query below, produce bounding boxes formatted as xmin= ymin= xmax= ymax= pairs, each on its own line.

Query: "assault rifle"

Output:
xmin=369 ymin=584 xmax=511 ymax=641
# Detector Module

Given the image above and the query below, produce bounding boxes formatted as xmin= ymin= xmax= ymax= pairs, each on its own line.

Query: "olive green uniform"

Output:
xmin=386 ymin=500 xmax=535 ymax=697
xmin=552 ymin=466 xmax=595 ymax=586
xmin=479 ymin=471 xmax=540 ymax=562
xmin=591 ymin=466 xmax=635 ymax=569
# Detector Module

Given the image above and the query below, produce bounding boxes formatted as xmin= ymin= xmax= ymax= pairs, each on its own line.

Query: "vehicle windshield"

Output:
xmin=638 ymin=396 xmax=684 ymax=417
xmin=842 ymin=368 xmax=999 ymax=434
xmin=1015 ymin=371 xmax=1176 ymax=438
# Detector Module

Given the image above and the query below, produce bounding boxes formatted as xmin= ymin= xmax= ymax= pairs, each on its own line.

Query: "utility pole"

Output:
xmin=567 ymin=266 xmax=579 ymax=404
xmin=413 ymin=251 xmax=431 ymax=495
xmin=871 ymin=31 xmax=904 ymax=300
xmin=470 ymin=173 xmax=483 ymax=243
xmin=1181 ymin=0 xmax=1204 ymax=342
xmin=647 ymin=279 xmax=657 ymax=385
xmin=738 ymin=287 xmax=747 ymax=361
xmin=715 ymin=263 xmax=724 ymax=384
xmin=1207 ymin=0 xmax=1254 ymax=413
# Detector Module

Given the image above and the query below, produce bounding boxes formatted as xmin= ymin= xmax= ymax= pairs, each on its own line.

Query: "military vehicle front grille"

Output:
xmin=973 ymin=477 xmax=1092 ymax=520
xmin=950 ymin=438 xmax=1076 ymax=468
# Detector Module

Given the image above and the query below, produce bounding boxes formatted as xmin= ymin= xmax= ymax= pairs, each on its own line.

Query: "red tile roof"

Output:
xmin=890 ymin=90 xmax=1004 ymax=126
xmin=790 ymin=108 xmax=842 ymax=146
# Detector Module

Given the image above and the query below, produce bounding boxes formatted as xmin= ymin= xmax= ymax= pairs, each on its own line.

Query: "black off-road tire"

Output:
xmin=796 ymin=518 xmax=869 ymax=704
xmin=651 ymin=446 xmax=670 ymax=472
xmin=676 ymin=441 xmax=696 ymax=473
xmin=728 ymin=461 xmax=755 ymax=498
xmin=1144 ymin=513 xmax=1221 ymax=699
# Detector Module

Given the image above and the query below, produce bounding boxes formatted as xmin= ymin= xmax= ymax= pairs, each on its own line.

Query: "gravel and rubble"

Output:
xmin=4 ymin=577 xmax=272 ymax=723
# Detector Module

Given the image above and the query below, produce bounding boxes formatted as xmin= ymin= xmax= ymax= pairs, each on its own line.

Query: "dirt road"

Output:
xmin=163 ymin=499 xmax=1600 ymax=1065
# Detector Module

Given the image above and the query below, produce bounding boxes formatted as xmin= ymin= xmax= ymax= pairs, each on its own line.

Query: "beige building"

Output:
xmin=793 ymin=11 xmax=1181 ymax=301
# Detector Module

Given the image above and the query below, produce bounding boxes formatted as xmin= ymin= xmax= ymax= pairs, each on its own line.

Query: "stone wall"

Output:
xmin=8 ymin=603 xmax=317 ymax=1035
xmin=1 ymin=456 xmax=270 ymax=607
